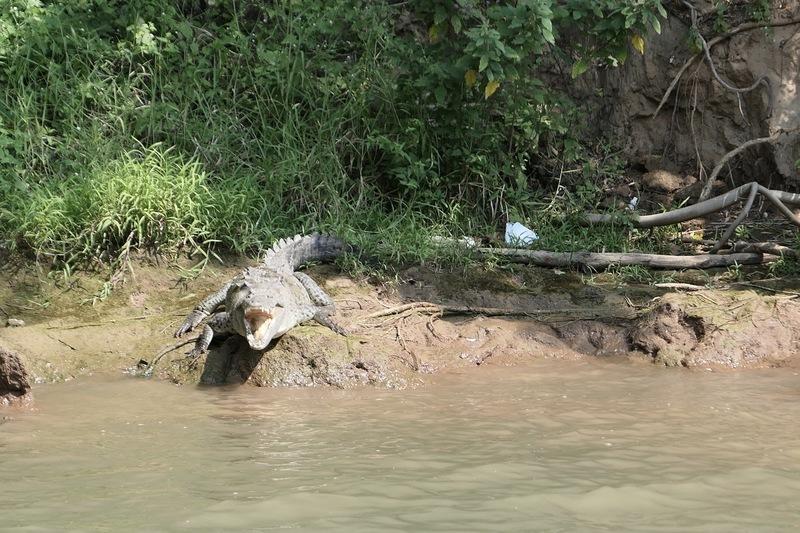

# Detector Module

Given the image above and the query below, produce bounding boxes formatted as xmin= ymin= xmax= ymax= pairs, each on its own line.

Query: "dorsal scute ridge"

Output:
xmin=262 ymin=233 xmax=346 ymax=272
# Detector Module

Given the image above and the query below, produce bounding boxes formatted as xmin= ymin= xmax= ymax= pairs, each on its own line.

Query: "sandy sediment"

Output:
xmin=2 ymin=260 xmax=799 ymax=390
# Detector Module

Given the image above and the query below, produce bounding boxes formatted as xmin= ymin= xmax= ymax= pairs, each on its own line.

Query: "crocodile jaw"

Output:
xmin=244 ymin=307 xmax=288 ymax=350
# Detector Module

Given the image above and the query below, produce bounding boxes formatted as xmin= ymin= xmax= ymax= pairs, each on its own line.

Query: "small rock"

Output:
xmin=641 ymin=170 xmax=687 ymax=194
xmin=6 ymin=318 xmax=25 ymax=328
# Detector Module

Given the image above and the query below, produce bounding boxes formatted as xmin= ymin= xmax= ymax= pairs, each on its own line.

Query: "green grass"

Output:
xmin=0 ymin=0 xmax=682 ymax=279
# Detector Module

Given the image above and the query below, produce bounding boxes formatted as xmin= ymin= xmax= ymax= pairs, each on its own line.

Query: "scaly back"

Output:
xmin=262 ymin=233 xmax=349 ymax=273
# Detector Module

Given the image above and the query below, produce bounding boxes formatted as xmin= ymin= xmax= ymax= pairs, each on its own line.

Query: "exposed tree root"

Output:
xmin=710 ymin=180 xmax=759 ymax=252
xmin=652 ymin=17 xmax=800 ymax=119
xmin=699 ymin=131 xmax=793 ymax=201
xmin=585 ymin=182 xmax=800 ymax=253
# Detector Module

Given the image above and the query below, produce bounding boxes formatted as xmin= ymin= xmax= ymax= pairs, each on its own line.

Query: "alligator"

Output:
xmin=175 ymin=234 xmax=350 ymax=358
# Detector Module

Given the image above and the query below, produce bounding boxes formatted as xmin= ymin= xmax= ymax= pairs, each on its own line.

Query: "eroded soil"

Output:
xmin=2 ymin=258 xmax=799 ymax=389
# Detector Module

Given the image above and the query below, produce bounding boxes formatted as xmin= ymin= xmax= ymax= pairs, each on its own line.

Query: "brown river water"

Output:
xmin=1 ymin=359 xmax=799 ymax=532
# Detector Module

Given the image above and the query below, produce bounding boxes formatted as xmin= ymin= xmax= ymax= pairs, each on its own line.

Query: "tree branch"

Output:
xmin=711 ymin=181 xmax=758 ymax=253
xmin=586 ymin=182 xmax=800 ymax=229
xmin=698 ymin=131 xmax=786 ymax=201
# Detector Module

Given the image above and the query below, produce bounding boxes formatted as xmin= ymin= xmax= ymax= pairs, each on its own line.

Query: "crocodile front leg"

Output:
xmin=293 ymin=272 xmax=334 ymax=307
xmin=175 ymin=283 xmax=232 ymax=337
xmin=188 ymin=312 xmax=234 ymax=358
xmin=313 ymin=306 xmax=348 ymax=336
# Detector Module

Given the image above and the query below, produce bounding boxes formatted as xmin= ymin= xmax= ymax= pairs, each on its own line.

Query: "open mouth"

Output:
xmin=244 ymin=308 xmax=273 ymax=340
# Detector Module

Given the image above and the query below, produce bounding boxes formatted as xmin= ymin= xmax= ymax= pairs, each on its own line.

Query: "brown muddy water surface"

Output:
xmin=2 ymin=359 xmax=799 ymax=532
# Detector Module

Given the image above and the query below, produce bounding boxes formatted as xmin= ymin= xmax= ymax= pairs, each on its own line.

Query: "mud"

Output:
xmin=630 ymin=289 xmax=800 ymax=368
xmin=1 ymin=259 xmax=800 ymax=390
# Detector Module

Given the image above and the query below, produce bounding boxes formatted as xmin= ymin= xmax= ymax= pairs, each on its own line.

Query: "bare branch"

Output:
xmin=586 ymin=182 xmax=800 ymax=229
xmin=699 ymin=131 xmax=788 ymax=201
xmin=711 ymin=182 xmax=758 ymax=253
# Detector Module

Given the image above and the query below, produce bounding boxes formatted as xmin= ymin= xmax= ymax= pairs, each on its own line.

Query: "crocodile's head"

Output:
xmin=228 ymin=281 xmax=294 ymax=351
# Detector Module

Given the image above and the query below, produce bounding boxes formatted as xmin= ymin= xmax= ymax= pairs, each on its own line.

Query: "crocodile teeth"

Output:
xmin=244 ymin=309 xmax=272 ymax=338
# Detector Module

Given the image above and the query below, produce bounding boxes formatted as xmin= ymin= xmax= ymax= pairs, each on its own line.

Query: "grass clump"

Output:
xmin=7 ymin=146 xmax=220 ymax=266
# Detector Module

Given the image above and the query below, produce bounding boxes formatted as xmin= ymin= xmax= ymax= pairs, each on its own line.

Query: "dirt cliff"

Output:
xmin=577 ymin=1 xmax=799 ymax=185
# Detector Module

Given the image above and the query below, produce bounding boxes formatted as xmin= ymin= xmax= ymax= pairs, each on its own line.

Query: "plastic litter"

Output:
xmin=430 ymin=236 xmax=478 ymax=248
xmin=505 ymin=222 xmax=539 ymax=247
xmin=627 ymin=196 xmax=639 ymax=210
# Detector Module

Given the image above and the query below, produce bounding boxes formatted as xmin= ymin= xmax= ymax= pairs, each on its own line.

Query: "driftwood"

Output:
xmin=679 ymin=237 xmax=798 ymax=258
xmin=487 ymin=182 xmax=800 ymax=271
xmin=476 ymin=248 xmax=771 ymax=270
xmin=653 ymin=282 xmax=705 ymax=291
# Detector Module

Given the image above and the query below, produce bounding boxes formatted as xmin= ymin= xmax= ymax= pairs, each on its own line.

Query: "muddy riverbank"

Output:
xmin=2 ymin=258 xmax=800 ymax=390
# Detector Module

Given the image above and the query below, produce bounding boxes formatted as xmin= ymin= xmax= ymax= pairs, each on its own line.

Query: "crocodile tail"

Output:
xmin=263 ymin=233 xmax=350 ymax=271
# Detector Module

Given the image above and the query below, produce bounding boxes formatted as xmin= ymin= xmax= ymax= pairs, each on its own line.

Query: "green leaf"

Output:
xmin=451 ymin=14 xmax=462 ymax=34
xmin=571 ymin=59 xmax=589 ymax=78
xmin=464 ymin=69 xmax=478 ymax=88
xmin=428 ymin=25 xmax=441 ymax=43
xmin=541 ymin=18 xmax=555 ymax=45
xmin=479 ymin=56 xmax=489 ymax=72
xmin=652 ymin=17 xmax=661 ymax=35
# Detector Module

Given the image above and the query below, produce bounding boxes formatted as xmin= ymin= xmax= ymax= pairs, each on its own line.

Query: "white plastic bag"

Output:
xmin=504 ymin=222 xmax=539 ymax=247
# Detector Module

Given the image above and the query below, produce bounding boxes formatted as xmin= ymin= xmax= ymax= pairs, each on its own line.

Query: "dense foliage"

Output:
xmin=0 ymin=0 xmax=666 ymax=268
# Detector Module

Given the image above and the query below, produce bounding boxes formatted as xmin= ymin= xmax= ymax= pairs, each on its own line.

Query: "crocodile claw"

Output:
xmin=182 ymin=346 xmax=207 ymax=370
xmin=188 ymin=346 xmax=206 ymax=359
xmin=174 ymin=310 xmax=208 ymax=338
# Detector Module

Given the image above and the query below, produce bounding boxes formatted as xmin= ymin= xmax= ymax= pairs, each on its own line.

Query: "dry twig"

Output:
xmin=145 ymin=338 xmax=196 ymax=374
xmin=654 ymin=282 xmax=706 ymax=291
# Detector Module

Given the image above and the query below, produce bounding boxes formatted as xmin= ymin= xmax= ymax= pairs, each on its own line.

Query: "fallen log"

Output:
xmin=477 ymin=248 xmax=772 ymax=270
